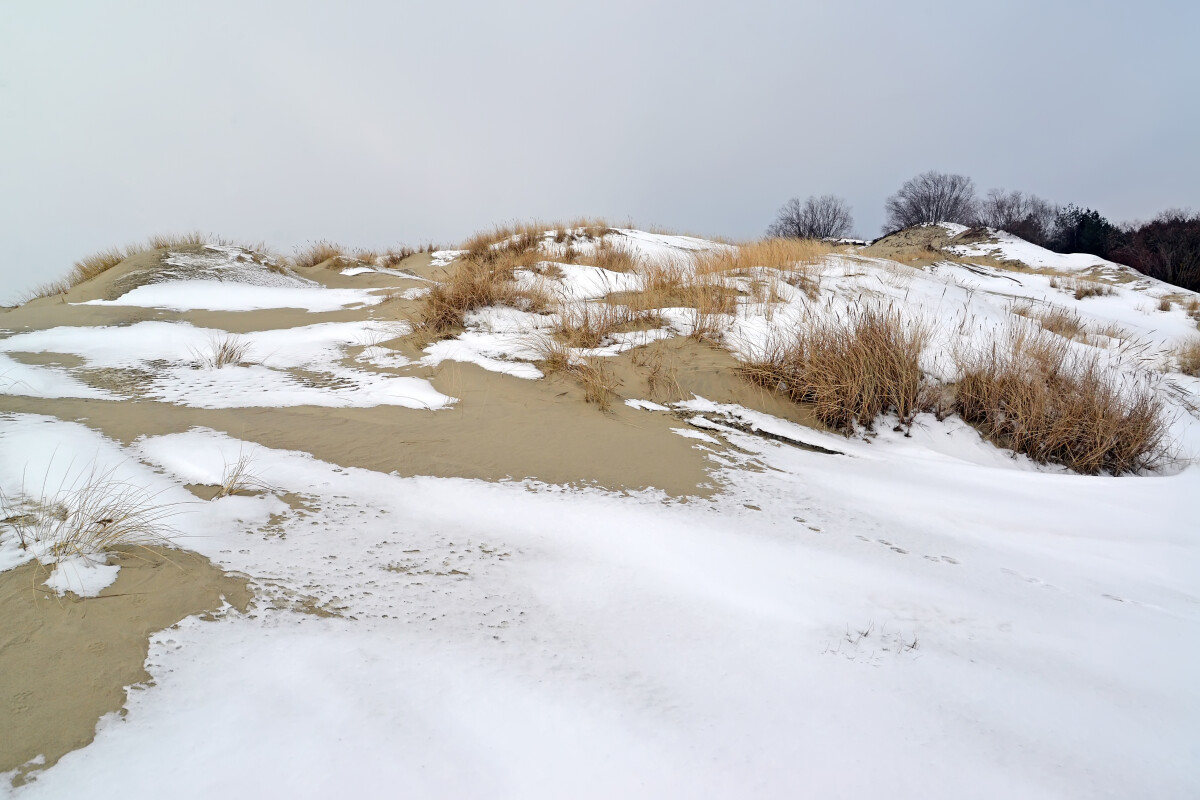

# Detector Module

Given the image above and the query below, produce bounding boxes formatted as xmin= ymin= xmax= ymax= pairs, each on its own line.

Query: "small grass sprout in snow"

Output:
xmin=215 ymin=453 xmax=271 ymax=499
xmin=741 ymin=305 xmax=930 ymax=433
xmin=954 ymin=323 xmax=1168 ymax=474
xmin=194 ymin=334 xmax=251 ymax=369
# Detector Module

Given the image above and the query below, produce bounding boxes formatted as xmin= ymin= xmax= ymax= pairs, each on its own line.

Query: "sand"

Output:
xmin=0 ymin=548 xmax=251 ymax=784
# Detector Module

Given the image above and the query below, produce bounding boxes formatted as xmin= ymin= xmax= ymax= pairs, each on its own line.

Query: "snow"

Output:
xmin=41 ymin=555 xmax=121 ymax=597
xmin=80 ymin=280 xmax=385 ymax=312
xmin=0 ymin=353 xmax=113 ymax=400
xmin=946 ymin=227 xmax=1134 ymax=273
xmin=2 ymin=409 xmax=1197 ymax=798
xmin=0 ymin=321 xmax=454 ymax=410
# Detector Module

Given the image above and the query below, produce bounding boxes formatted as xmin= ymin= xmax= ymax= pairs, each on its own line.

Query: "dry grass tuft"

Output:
xmin=147 ymin=232 xmax=207 ymax=250
xmin=194 ymin=334 xmax=251 ymax=368
xmin=1049 ymin=276 xmax=1115 ymax=300
xmin=954 ymin=325 xmax=1168 ymax=474
xmin=575 ymin=237 xmax=641 ymax=272
xmin=416 ymin=250 xmax=551 ymax=334
xmin=1177 ymin=339 xmax=1200 ymax=376
xmin=293 ymin=241 xmax=345 ymax=269
xmin=1038 ymin=308 xmax=1087 ymax=340
xmin=632 ymin=347 xmax=683 ymax=402
xmin=535 ymin=337 xmax=621 ymax=411
xmin=1158 ymin=296 xmax=1173 ymax=312
xmin=0 ymin=463 xmax=178 ymax=561
xmin=741 ymin=306 xmax=930 ymax=433
xmin=555 ymin=303 xmax=662 ymax=349
xmin=214 ymin=453 xmax=270 ymax=499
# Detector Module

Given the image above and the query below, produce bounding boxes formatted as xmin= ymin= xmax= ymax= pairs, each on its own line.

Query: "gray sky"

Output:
xmin=2 ymin=0 xmax=1197 ymax=302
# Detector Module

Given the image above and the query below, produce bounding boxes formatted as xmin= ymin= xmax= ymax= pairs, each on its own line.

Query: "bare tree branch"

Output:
xmin=767 ymin=195 xmax=854 ymax=239
xmin=883 ymin=171 xmax=977 ymax=232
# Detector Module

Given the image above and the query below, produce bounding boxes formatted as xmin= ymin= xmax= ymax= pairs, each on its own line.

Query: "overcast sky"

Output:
xmin=2 ymin=0 xmax=1197 ymax=302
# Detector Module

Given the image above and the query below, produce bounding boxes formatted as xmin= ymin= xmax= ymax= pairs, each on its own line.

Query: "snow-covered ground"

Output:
xmin=2 ymin=233 xmax=1199 ymax=797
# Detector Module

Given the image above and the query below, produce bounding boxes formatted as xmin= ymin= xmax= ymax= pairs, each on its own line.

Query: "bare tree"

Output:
xmin=976 ymin=188 xmax=1057 ymax=245
xmin=882 ymin=171 xmax=977 ymax=232
xmin=767 ymin=195 xmax=854 ymax=240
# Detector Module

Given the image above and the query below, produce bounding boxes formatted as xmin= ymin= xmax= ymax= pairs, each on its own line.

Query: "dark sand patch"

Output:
xmin=0 ymin=547 xmax=251 ymax=785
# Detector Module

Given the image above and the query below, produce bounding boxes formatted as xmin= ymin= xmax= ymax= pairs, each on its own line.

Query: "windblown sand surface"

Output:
xmin=0 ymin=548 xmax=250 ymax=784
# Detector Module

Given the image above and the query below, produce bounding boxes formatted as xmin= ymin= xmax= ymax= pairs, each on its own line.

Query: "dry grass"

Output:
xmin=574 ymin=237 xmax=641 ymax=272
xmin=147 ymin=232 xmax=208 ymax=250
xmin=632 ymin=346 xmax=683 ymax=402
xmin=741 ymin=306 xmax=930 ymax=433
xmin=293 ymin=241 xmax=344 ymax=269
xmin=693 ymin=238 xmax=827 ymax=301
xmin=416 ymin=248 xmax=551 ymax=335
xmin=1013 ymin=303 xmax=1089 ymax=341
xmin=28 ymin=234 xmax=290 ymax=299
xmin=535 ymin=337 xmax=621 ymax=410
xmin=1158 ymin=296 xmax=1173 ymax=312
xmin=0 ymin=463 xmax=178 ymax=561
xmin=1049 ymin=276 xmax=1115 ymax=300
xmin=1177 ymin=339 xmax=1200 ymax=376
xmin=194 ymin=334 xmax=251 ymax=368
xmin=214 ymin=453 xmax=270 ymax=499
xmin=1038 ymin=308 xmax=1087 ymax=340
xmin=954 ymin=325 xmax=1168 ymax=474
xmin=554 ymin=303 xmax=662 ymax=349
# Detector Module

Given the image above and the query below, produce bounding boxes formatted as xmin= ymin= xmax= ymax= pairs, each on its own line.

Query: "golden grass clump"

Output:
xmin=293 ymin=241 xmax=345 ymax=269
xmin=1049 ymin=276 xmax=1114 ymax=300
xmin=147 ymin=232 xmax=207 ymax=249
xmin=741 ymin=306 xmax=930 ymax=433
xmin=417 ymin=250 xmax=551 ymax=334
xmin=575 ymin=237 xmax=641 ymax=272
xmin=954 ymin=325 xmax=1167 ymax=474
xmin=535 ymin=338 xmax=621 ymax=411
xmin=1177 ymin=339 xmax=1200 ymax=376
xmin=1038 ymin=308 xmax=1087 ymax=340
xmin=693 ymin=238 xmax=827 ymax=300
xmin=554 ymin=303 xmax=662 ymax=349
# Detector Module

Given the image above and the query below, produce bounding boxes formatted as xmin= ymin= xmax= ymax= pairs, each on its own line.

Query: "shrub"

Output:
xmin=954 ymin=325 xmax=1167 ymax=474
xmin=883 ymin=171 xmax=978 ymax=232
xmin=767 ymin=195 xmax=853 ymax=240
xmin=741 ymin=306 xmax=929 ymax=432
xmin=974 ymin=189 xmax=1057 ymax=246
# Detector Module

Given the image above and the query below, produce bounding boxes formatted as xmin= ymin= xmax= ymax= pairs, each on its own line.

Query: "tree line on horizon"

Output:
xmin=768 ymin=171 xmax=1200 ymax=293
